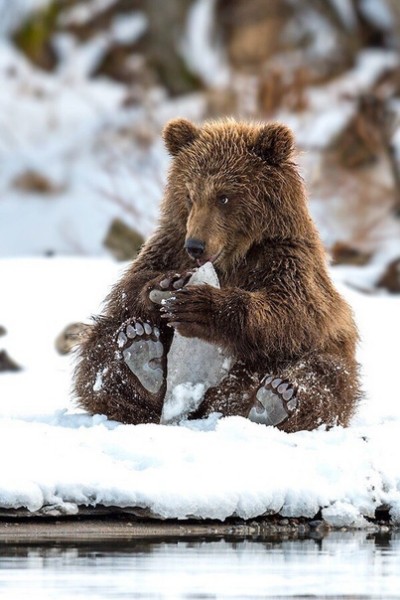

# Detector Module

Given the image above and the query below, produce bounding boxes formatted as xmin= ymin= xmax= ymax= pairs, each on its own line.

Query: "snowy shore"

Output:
xmin=0 ymin=257 xmax=399 ymax=527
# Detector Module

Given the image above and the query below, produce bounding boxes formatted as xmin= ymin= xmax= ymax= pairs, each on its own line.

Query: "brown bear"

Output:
xmin=74 ymin=118 xmax=361 ymax=432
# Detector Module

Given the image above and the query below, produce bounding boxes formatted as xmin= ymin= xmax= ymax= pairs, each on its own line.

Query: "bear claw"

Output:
xmin=117 ymin=319 xmax=165 ymax=395
xmin=149 ymin=270 xmax=196 ymax=305
xmin=248 ymin=374 xmax=298 ymax=426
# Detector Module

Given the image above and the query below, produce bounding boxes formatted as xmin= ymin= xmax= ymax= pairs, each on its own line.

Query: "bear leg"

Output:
xmin=189 ymin=361 xmax=260 ymax=420
xmin=248 ymin=353 xmax=360 ymax=432
xmin=191 ymin=353 xmax=360 ymax=432
xmin=75 ymin=317 xmax=169 ymax=424
xmin=117 ymin=318 xmax=165 ymax=396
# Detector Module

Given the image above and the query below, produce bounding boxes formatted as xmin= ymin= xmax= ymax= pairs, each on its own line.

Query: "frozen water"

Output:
xmin=161 ymin=262 xmax=231 ymax=423
xmin=1 ymin=532 xmax=400 ymax=599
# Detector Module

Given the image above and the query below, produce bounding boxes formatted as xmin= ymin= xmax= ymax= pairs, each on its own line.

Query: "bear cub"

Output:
xmin=74 ymin=118 xmax=360 ymax=432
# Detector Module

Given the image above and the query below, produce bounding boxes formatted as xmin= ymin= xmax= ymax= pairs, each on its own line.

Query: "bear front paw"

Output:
xmin=159 ymin=285 xmax=215 ymax=339
xmin=148 ymin=270 xmax=196 ymax=305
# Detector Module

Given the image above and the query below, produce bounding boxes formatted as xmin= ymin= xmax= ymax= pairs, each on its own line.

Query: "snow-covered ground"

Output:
xmin=0 ymin=257 xmax=399 ymax=527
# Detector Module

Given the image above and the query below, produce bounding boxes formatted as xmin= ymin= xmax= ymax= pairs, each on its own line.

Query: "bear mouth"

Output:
xmin=196 ymin=251 xmax=222 ymax=267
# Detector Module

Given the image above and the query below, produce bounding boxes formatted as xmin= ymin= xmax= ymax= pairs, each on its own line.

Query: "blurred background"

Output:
xmin=1 ymin=0 xmax=400 ymax=292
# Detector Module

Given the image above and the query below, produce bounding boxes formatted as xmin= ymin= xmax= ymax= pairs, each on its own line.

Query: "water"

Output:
xmin=0 ymin=530 xmax=399 ymax=599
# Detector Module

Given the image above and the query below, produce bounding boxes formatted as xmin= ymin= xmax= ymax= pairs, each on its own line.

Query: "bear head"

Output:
xmin=163 ymin=118 xmax=311 ymax=270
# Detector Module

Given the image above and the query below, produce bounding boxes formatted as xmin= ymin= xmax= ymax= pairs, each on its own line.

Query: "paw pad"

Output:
xmin=248 ymin=374 xmax=298 ymax=426
xmin=117 ymin=319 xmax=165 ymax=395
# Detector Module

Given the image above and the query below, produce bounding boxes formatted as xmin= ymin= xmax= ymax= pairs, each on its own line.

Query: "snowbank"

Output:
xmin=0 ymin=258 xmax=399 ymax=526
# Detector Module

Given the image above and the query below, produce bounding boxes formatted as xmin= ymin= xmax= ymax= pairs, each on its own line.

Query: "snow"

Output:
xmin=56 ymin=11 xmax=148 ymax=77
xmin=162 ymin=382 xmax=206 ymax=423
xmin=0 ymin=38 xmax=396 ymax=263
xmin=60 ymin=0 xmax=118 ymax=27
xmin=284 ymin=49 xmax=399 ymax=150
xmin=0 ymin=40 xmax=205 ymax=257
xmin=360 ymin=0 xmax=393 ymax=31
xmin=329 ymin=0 xmax=358 ymax=30
xmin=110 ymin=12 xmax=148 ymax=45
xmin=182 ymin=0 xmax=230 ymax=88
xmin=0 ymin=257 xmax=399 ymax=525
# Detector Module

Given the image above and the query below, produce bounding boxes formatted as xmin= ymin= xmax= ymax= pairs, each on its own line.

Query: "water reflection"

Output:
xmin=0 ymin=530 xmax=399 ymax=599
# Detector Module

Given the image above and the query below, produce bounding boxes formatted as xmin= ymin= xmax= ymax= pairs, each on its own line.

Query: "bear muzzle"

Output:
xmin=185 ymin=238 xmax=206 ymax=260
xmin=185 ymin=238 xmax=223 ymax=266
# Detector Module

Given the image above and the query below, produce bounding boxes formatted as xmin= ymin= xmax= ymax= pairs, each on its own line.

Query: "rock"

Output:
xmin=331 ymin=242 xmax=372 ymax=266
xmin=12 ymin=170 xmax=62 ymax=195
xmin=216 ymin=0 xmax=362 ymax=80
xmin=103 ymin=218 xmax=145 ymax=261
xmin=329 ymin=95 xmax=395 ymax=169
xmin=0 ymin=350 xmax=22 ymax=373
xmin=217 ymin=0 xmax=292 ymax=69
xmin=377 ymin=258 xmax=400 ymax=294
xmin=55 ymin=322 xmax=90 ymax=355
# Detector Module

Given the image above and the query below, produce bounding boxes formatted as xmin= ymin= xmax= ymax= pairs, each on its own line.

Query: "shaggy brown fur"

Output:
xmin=74 ymin=118 xmax=360 ymax=431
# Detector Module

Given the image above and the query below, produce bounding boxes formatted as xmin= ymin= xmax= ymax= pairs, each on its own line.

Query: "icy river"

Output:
xmin=1 ymin=529 xmax=399 ymax=599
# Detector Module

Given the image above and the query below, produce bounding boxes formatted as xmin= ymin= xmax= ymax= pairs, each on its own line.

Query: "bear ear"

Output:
xmin=163 ymin=118 xmax=199 ymax=156
xmin=251 ymin=123 xmax=295 ymax=165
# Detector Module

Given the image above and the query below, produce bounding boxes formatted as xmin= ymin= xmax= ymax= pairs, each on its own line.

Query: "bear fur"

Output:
xmin=74 ymin=118 xmax=360 ymax=432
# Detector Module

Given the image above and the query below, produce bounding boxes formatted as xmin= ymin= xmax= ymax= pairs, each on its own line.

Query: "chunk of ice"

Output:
xmin=161 ymin=262 xmax=231 ymax=423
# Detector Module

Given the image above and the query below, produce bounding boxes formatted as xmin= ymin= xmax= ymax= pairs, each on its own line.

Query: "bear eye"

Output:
xmin=218 ymin=195 xmax=229 ymax=206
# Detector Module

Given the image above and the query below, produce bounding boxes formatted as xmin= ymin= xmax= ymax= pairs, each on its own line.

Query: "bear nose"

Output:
xmin=185 ymin=238 xmax=205 ymax=259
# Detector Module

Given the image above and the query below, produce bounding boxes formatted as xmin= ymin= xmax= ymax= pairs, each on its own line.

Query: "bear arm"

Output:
xmin=203 ymin=286 xmax=320 ymax=364
xmin=234 ymin=289 xmax=317 ymax=360
xmin=104 ymin=227 xmax=192 ymax=323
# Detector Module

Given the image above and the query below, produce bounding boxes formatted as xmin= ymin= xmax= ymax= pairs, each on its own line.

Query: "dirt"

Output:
xmin=0 ymin=510 xmax=396 ymax=545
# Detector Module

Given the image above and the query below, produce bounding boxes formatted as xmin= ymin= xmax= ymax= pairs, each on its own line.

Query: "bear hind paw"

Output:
xmin=117 ymin=319 xmax=165 ymax=396
xmin=248 ymin=375 xmax=298 ymax=426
